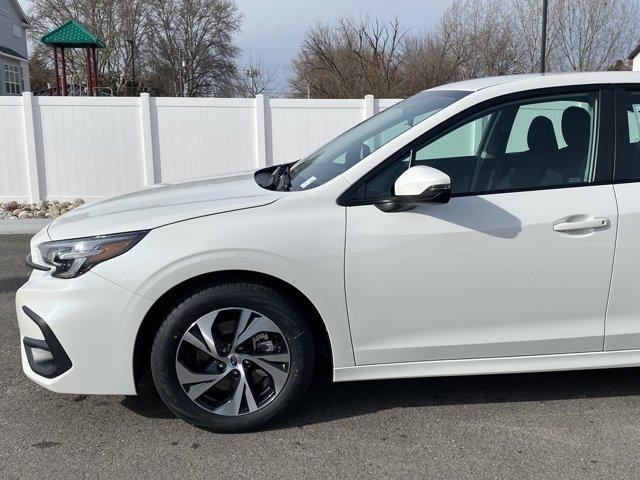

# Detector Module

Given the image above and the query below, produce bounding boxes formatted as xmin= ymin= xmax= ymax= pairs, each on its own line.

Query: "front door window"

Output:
xmin=358 ymin=92 xmax=599 ymax=199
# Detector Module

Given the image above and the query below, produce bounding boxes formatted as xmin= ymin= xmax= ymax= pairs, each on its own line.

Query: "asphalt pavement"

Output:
xmin=2 ymin=234 xmax=640 ymax=479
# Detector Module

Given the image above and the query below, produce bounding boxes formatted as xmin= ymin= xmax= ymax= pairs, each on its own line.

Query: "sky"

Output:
xmin=19 ymin=0 xmax=456 ymax=92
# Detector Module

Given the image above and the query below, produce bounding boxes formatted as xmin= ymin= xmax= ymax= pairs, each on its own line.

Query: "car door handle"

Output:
xmin=553 ymin=217 xmax=609 ymax=232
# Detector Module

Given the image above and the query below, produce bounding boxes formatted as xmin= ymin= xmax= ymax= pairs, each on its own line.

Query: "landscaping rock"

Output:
xmin=1 ymin=199 xmax=86 ymax=221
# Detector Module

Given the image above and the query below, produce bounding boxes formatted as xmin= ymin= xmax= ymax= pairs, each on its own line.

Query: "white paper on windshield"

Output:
xmin=300 ymin=176 xmax=317 ymax=189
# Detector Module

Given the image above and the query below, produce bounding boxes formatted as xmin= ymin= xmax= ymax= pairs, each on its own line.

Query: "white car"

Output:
xmin=16 ymin=72 xmax=640 ymax=432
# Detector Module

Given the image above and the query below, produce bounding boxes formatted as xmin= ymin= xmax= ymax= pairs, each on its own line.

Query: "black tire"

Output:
xmin=150 ymin=281 xmax=314 ymax=433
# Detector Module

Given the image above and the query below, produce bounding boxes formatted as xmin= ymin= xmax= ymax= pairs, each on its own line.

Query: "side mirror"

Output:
xmin=375 ymin=166 xmax=451 ymax=213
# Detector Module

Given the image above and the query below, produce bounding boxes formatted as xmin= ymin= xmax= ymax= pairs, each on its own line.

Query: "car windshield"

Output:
xmin=284 ymin=90 xmax=470 ymax=191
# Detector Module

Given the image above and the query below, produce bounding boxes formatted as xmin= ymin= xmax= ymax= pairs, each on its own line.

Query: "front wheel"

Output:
xmin=150 ymin=282 xmax=314 ymax=432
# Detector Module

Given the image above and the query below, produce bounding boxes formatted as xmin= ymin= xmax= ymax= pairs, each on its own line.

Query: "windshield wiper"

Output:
xmin=271 ymin=164 xmax=292 ymax=191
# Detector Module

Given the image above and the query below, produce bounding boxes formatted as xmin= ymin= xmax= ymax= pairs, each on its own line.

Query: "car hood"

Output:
xmin=47 ymin=171 xmax=284 ymax=240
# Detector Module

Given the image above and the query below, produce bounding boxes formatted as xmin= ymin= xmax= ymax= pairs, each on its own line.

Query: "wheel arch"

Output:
xmin=132 ymin=270 xmax=334 ymax=394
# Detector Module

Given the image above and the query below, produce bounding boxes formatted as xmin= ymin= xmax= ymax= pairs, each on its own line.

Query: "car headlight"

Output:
xmin=38 ymin=231 xmax=148 ymax=279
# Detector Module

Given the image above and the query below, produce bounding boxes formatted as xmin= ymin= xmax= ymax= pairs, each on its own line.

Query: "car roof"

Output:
xmin=429 ymin=72 xmax=640 ymax=92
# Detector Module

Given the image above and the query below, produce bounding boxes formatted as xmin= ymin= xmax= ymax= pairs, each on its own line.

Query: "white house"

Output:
xmin=0 ymin=0 xmax=30 ymax=95
xmin=629 ymin=42 xmax=640 ymax=72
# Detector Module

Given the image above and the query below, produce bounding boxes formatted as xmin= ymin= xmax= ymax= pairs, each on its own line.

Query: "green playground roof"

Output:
xmin=41 ymin=20 xmax=106 ymax=48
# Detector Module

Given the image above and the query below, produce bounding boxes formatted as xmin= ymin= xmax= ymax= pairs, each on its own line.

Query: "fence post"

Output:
xmin=255 ymin=94 xmax=271 ymax=168
xmin=21 ymin=92 xmax=42 ymax=203
xmin=140 ymin=93 xmax=156 ymax=185
xmin=364 ymin=94 xmax=375 ymax=120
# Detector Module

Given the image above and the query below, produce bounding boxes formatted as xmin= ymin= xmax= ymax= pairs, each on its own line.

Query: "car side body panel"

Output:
xmin=605 ymin=183 xmax=640 ymax=350
xmin=92 ymin=179 xmax=355 ymax=369
xmin=345 ymin=186 xmax=618 ymax=365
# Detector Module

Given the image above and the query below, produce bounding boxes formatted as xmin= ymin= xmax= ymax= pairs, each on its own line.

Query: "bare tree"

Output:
xmin=550 ymin=0 xmax=640 ymax=71
xmin=234 ymin=55 xmax=277 ymax=97
xmin=290 ymin=5 xmax=526 ymax=98
xmin=445 ymin=0 xmax=520 ymax=77
xmin=28 ymin=44 xmax=55 ymax=92
xmin=400 ymin=32 xmax=462 ymax=92
xmin=511 ymin=0 xmax=555 ymax=71
xmin=291 ymin=0 xmax=640 ymax=98
xmin=290 ymin=16 xmax=408 ymax=98
xmin=145 ymin=0 xmax=241 ymax=97
xmin=399 ymin=3 xmax=476 ymax=93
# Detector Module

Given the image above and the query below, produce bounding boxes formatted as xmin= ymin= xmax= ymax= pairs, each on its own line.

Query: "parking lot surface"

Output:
xmin=2 ymin=234 xmax=640 ymax=479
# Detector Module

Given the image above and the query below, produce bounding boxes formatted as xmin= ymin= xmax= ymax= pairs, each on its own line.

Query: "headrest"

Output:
xmin=527 ymin=116 xmax=558 ymax=153
xmin=562 ymin=106 xmax=591 ymax=149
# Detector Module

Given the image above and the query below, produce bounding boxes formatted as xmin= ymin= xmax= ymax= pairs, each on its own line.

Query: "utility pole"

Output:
xmin=127 ymin=39 xmax=136 ymax=95
xmin=540 ymin=0 xmax=549 ymax=73
xmin=182 ymin=60 xmax=188 ymax=96
xmin=179 ymin=59 xmax=186 ymax=97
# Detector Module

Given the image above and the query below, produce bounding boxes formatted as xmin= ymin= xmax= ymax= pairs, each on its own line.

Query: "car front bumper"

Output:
xmin=16 ymin=269 xmax=154 ymax=395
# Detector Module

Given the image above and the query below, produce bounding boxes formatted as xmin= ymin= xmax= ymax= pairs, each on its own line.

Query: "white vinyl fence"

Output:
xmin=0 ymin=93 xmax=400 ymax=202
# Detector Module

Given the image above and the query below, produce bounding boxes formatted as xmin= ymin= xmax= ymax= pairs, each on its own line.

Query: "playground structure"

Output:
xmin=40 ymin=20 xmax=106 ymax=96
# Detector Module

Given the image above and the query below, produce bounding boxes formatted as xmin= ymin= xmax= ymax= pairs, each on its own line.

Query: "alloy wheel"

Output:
xmin=175 ymin=307 xmax=290 ymax=416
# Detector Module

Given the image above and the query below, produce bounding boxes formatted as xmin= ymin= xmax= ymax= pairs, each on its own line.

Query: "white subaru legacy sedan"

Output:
xmin=17 ymin=72 xmax=640 ymax=432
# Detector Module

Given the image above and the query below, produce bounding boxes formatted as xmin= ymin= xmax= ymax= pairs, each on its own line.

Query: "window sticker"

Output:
xmin=300 ymin=176 xmax=317 ymax=189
